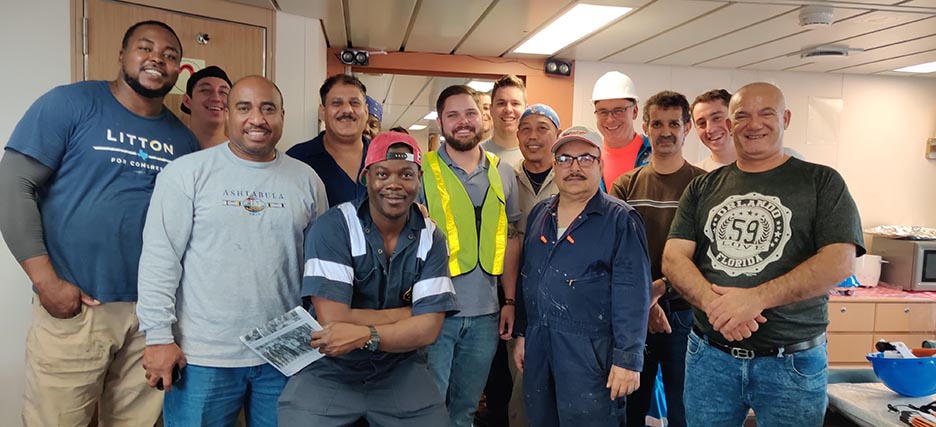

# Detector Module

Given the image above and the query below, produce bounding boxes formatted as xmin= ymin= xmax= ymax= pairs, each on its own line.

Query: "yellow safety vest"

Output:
xmin=423 ymin=151 xmax=507 ymax=277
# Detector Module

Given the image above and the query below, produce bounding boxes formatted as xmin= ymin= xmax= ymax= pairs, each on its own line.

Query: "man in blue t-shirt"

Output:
xmin=0 ymin=21 xmax=198 ymax=427
xmin=287 ymin=74 xmax=370 ymax=207
xmin=279 ymin=131 xmax=456 ymax=426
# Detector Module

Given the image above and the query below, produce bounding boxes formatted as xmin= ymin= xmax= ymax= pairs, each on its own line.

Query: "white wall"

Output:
xmin=573 ymin=61 xmax=936 ymax=229
xmin=0 ymin=0 xmax=70 ymax=424
xmin=275 ymin=11 xmax=327 ymax=152
xmin=0 ymin=5 xmax=326 ymax=424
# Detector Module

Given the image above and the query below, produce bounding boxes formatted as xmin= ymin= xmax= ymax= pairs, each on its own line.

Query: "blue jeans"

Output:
xmin=163 ymin=364 xmax=287 ymax=427
xmin=627 ymin=308 xmax=693 ymax=427
xmin=426 ymin=313 xmax=499 ymax=427
xmin=684 ymin=330 xmax=828 ymax=427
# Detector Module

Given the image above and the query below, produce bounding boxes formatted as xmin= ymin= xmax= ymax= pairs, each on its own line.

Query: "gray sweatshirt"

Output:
xmin=137 ymin=143 xmax=328 ymax=367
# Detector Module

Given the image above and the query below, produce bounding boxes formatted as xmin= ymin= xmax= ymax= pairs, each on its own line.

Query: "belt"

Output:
xmin=692 ymin=325 xmax=826 ymax=359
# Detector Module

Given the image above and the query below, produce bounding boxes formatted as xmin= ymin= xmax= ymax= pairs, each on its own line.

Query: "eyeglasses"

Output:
xmin=555 ymin=153 xmax=598 ymax=168
xmin=594 ymin=104 xmax=635 ymax=119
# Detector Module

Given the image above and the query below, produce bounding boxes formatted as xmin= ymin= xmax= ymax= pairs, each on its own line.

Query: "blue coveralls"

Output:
xmin=515 ymin=190 xmax=652 ymax=427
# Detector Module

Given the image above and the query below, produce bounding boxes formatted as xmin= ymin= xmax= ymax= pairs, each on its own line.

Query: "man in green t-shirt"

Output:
xmin=663 ymin=82 xmax=864 ymax=427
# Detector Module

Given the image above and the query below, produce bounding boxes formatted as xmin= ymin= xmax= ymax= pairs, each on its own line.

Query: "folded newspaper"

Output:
xmin=240 ymin=306 xmax=325 ymax=376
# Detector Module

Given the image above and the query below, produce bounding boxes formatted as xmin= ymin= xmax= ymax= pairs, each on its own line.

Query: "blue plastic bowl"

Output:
xmin=866 ymin=352 xmax=936 ymax=397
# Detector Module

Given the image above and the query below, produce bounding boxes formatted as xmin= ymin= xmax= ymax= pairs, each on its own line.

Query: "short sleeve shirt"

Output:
xmin=300 ymin=198 xmax=456 ymax=381
xmin=5 ymin=81 xmax=198 ymax=301
xmin=432 ymin=143 xmax=521 ymax=317
xmin=668 ymin=158 xmax=865 ymax=347
xmin=286 ymin=131 xmax=368 ymax=207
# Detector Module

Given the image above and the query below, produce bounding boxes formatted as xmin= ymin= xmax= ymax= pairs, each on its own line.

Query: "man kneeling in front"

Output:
xmin=278 ymin=131 xmax=457 ymax=426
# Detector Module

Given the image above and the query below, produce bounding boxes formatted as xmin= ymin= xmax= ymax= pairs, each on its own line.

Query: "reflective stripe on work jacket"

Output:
xmin=423 ymin=151 xmax=506 ymax=277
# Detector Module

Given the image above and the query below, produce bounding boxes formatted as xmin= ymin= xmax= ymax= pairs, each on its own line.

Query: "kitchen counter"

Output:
xmin=827 ymin=285 xmax=936 ymax=366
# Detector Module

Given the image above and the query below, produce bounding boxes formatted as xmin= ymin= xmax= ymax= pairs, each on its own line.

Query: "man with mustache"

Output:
xmin=610 ymin=91 xmax=705 ymax=427
xmin=181 ymin=65 xmax=232 ymax=149
xmin=288 ymin=74 xmax=370 ymax=207
xmin=0 ymin=21 xmax=198 ymax=426
xmin=279 ymin=131 xmax=456 ymax=427
xmin=514 ymin=126 xmax=652 ymax=426
xmin=137 ymin=76 xmax=328 ymax=426
xmin=423 ymin=85 xmax=522 ymax=427
xmin=664 ymin=83 xmax=862 ymax=426
xmin=592 ymin=71 xmax=651 ymax=187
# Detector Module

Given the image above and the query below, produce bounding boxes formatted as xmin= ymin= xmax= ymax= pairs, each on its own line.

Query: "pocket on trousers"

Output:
xmin=784 ymin=345 xmax=828 ymax=391
xmin=30 ymin=302 xmax=103 ymax=371
xmin=685 ymin=331 xmax=705 ymax=359
xmin=37 ymin=302 xmax=89 ymax=335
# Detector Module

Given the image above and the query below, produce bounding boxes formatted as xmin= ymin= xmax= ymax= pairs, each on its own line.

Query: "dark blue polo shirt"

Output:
xmin=286 ymin=131 xmax=368 ymax=207
xmin=300 ymin=198 xmax=457 ymax=382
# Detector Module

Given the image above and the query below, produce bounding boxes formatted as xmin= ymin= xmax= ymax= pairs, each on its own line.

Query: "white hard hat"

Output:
xmin=591 ymin=71 xmax=639 ymax=104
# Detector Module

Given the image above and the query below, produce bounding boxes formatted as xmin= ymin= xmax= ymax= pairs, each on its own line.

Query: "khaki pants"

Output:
xmin=23 ymin=298 xmax=162 ymax=427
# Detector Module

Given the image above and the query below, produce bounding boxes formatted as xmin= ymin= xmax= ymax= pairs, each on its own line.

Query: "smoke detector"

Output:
xmin=800 ymin=45 xmax=862 ymax=61
xmin=799 ymin=5 xmax=834 ymax=29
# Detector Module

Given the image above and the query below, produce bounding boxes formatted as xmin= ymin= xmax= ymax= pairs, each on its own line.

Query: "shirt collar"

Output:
xmin=352 ymin=196 xmax=429 ymax=233
xmin=437 ymin=142 xmax=491 ymax=171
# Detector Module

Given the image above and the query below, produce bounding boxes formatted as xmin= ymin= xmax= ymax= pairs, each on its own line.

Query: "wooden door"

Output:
xmin=82 ymin=0 xmax=267 ymax=126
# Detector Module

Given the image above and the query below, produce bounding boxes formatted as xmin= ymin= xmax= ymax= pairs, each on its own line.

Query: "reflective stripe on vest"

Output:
xmin=423 ymin=151 xmax=507 ymax=277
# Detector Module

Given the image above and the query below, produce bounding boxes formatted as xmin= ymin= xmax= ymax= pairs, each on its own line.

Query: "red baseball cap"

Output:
xmin=360 ymin=131 xmax=422 ymax=183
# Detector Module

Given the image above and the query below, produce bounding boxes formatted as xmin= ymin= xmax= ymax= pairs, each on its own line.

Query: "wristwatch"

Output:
xmin=362 ymin=325 xmax=380 ymax=352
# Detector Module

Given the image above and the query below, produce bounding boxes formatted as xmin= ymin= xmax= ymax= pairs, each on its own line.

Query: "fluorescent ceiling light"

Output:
xmin=513 ymin=4 xmax=632 ymax=55
xmin=423 ymin=111 xmax=438 ymax=120
xmin=467 ymin=80 xmax=495 ymax=93
xmin=894 ymin=61 xmax=936 ymax=73
xmin=409 ymin=124 xmax=427 ymax=131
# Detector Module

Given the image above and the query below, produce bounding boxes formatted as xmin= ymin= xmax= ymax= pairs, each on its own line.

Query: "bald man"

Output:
xmin=137 ymin=75 xmax=328 ymax=426
xmin=662 ymin=82 xmax=864 ymax=426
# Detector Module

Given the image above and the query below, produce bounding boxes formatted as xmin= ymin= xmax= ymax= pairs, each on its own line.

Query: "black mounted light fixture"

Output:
xmin=339 ymin=48 xmax=369 ymax=66
xmin=544 ymin=58 xmax=572 ymax=76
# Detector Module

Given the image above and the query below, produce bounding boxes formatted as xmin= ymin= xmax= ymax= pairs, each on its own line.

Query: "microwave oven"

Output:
xmin=870 ymin=236 xmax=936 ymax=291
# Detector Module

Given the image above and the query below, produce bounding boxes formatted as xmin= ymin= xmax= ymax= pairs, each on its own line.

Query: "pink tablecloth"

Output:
xmin=847 ymin=285 xmax=936 ymax=301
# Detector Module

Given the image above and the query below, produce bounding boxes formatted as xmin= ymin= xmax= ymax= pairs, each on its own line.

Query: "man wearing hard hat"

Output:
xmin=592 ymin=71 xmax=651 ymax=187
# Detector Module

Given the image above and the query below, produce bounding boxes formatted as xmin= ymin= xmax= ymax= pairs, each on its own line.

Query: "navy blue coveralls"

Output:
xmin=515 ymin=190 xmax=652 ymax=427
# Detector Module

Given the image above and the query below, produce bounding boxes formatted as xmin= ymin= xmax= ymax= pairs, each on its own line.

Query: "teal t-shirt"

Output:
xmin=668 ymin=157 xmax=865 ymax=348
xmin=6 ymin=81 xmax=198 ymax=302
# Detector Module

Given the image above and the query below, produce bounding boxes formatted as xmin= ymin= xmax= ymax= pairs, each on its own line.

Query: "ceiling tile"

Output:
xmin=559 ymin=0 xmax=724 ymax=61
xmin=405 ymin=0 xmax=495 ymax=53
xmin=761 ymin=18 xmax=936 ymax=72
xmin=347 ymin=0 xmax=417 ymax=51
xmin=455 ymin=0 xmax=569 ymax=56
xmin=700 ymin=9 xmax=913 ymax=69
xmin=851 ymin=49 xmax=936 ymax=75
xmin=610 ymin=3 xmax=797 ymax=64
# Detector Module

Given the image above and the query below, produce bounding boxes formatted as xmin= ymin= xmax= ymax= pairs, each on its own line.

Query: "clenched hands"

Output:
xmin=706 ymin=284 xmax=768 ymax=341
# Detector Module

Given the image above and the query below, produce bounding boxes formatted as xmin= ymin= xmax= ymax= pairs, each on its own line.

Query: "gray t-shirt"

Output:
xmin=137 ymin=143 xmax=329 ymax=367
xmin=430 ymin=143 xmax=521 ymax=317
xmin=481 ymin=138 xmax=524 ymax=168
xmin=669 ymin=157 xmax=864 ymax=348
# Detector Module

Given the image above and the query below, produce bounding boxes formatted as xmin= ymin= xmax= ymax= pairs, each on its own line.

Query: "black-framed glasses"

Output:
xmin=594 ymin=104 xmax=635 ymax=119
xmin=555 ymin=153 xmax=598 ymax=168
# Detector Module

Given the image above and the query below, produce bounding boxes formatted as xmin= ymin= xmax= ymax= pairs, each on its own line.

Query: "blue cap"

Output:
xmin=366 ymin=96 xmax=383 ymax=121
xmin=520 ymin=104 xmax=560 ymax=129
